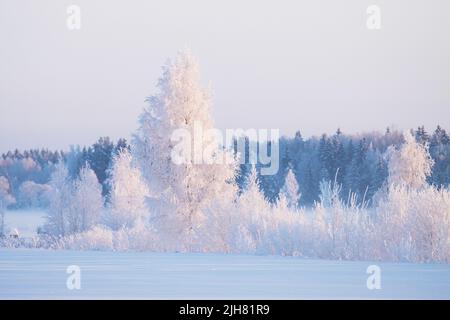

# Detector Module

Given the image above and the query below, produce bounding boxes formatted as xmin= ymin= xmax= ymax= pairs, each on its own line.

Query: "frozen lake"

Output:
xmin=2 ymin=209 xmax=46 ymax=237
xmin=1 ymin=248 xmax=449 ymax=299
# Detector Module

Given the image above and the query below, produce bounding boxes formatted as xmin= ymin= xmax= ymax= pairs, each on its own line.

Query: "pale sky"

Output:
xmin=1 ymin=0 xmax=449 ymax=152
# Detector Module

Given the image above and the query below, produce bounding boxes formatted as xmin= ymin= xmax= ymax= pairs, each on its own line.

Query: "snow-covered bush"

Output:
xmin=229 ymin=167 xmax=271 ymax=254
xmin=60 ymin=223 xmax=158 ymax=251
xmin=62 ymin=225 xmax=113 ymax=251
xmin=229 ymin=167 xmax=306 ymax=257
xmin=376 ymin=184 xmax=450 ymax=262
xmin=305 ymin=178 xmax=374 ymax=260
xmin=268 ymin=200 xmax=306 ymax=257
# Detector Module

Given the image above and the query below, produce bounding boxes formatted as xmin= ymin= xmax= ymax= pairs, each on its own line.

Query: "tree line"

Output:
xmin=1 ymin=125 xmax=449 ymax=209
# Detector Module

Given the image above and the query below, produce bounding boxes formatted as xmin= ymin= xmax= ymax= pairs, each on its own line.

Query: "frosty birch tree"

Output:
xmin=132 ymin=51 xmax=237 ymax=248
xmin=377 ymin=130 xmax=449 ymax=262
xmin=106 ymin=149 xmax=149 ymax=230
xmin=386 ymin=131 xmax=434 ymax=189
xmin=279 ymin=168 xmax=300 ymax=210
xmin=45 ymin=162 xmax=72 ymax=236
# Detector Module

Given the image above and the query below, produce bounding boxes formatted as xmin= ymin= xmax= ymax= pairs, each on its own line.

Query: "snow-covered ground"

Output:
xmin=3 ymin=209 xmax=46 ymax=237
xmin=1 ymin=248 xmax=449 ymax=299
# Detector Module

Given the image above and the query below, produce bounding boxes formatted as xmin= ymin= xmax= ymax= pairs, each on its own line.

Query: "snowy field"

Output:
xmin=1 ymin=248 xmax=450 ymax=299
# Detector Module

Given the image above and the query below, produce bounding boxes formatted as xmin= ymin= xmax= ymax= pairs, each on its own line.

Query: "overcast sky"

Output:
xmin=1 ymin=0 xmax=449 ymax=152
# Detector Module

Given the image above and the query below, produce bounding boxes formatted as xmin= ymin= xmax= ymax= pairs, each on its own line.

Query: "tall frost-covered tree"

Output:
xmin=106 ymin=150 xmax=149 ymax=230
xmin=45 ymin=162 xmax=72 ymax=236
xmin=133 ymin=51 xmax=237 ymax=248
xmin=279 ymin=168 xmax=300 ymax=210
xmin=70 ymin=165 xmax=103 ymax=233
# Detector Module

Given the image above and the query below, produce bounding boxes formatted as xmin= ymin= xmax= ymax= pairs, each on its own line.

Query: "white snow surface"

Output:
xmin=1 ymin=248 xmax=449 ymax=299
